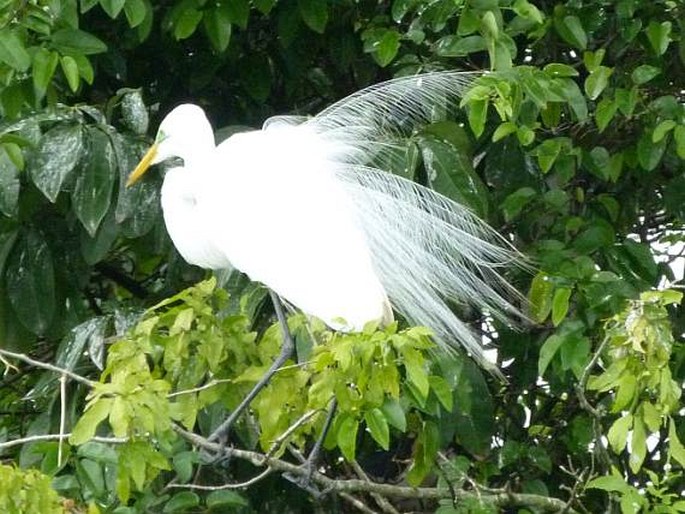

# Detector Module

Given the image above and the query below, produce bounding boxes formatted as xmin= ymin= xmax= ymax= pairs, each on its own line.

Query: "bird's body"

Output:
xmin=161 ymin=125 xmax=392 ymax=330
xmin=129 ymin=71 xmax=525 ymax=373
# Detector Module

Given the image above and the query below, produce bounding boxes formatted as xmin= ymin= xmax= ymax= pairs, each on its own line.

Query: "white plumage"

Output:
xmin=128 ymin=71 xmax=525 ymax=372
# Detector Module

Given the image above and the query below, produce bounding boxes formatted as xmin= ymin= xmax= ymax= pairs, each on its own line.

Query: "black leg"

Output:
xmin=208 ymin=290 xmax=296 ymax=443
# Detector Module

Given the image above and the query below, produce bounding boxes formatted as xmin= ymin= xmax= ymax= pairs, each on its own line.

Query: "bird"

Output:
xmin=127 ymin=71 xmax=525 ymax=396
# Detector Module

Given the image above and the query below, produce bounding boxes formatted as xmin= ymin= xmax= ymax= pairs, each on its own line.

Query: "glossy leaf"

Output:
xmin=30 ymin=124 xmax=84 ymax=202
xmin=204 ymin=7 xmax=232 ymax=52
xmin=0 ymin=29 xmax=30 ymax=71
xmin=336 ymin=415 xmax=359 ymax=461
xmin=72 ymin=127 xmax=116 ymax=236
xmin=5 ymin=230 xmax=56 ymax=335
xmin=298 ymin=0 xmax=327 ymax=33
xmin=51 ymin=29 xmax=108 ymax=54
xmin=100 ymin=0 xmax=126 ymax=18
xmin=364 ymin=408 xmax=390 ymax=450
xmin=0 ymin=147 xmax=20 ymax=217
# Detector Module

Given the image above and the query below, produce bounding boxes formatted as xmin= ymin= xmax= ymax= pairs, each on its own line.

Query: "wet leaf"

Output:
xmin=72 ymin=127 xmax=116 ymax=236
xmin=5 ymin=230 xmax=55 ymax=335
xmin=0 ymin=147 xmax=20 ymax=217
xmin=30 ymin=124 xmax=84 ymax=202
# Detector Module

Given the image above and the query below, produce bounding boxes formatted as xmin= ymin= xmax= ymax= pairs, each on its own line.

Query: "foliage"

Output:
xmin=0 ymin=0 xmax=684 ymax=512
xmin=0 ymin=463 xmax=65 ymax=513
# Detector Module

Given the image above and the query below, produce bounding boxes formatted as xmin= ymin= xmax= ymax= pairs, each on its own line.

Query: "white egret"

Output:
xmin=127 ymin=71 xmax=525 ymax=440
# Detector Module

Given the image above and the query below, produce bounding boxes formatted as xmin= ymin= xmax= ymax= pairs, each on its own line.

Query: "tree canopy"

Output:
xmin=0 ymin=0 xmax=684 ymax=512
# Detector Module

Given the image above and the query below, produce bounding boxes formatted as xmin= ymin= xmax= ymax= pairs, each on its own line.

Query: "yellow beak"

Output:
xmin=126 ymin=142 xmax=159 ymax=187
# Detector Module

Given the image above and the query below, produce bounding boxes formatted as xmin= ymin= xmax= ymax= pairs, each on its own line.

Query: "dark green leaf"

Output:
xmin=538 ymin=333 xmax=563 ymax=376
xmin=646 ymin=20 xmax=671 ymax=55
xmin=298 ymin=0 xmax=327 ymax=33
xmin=0 ymin=147 xmax=20 ymax=217
xmin=223 ymin=0 xmax=249 ymax=29
xmin=502 ymin=187 xmax=536 ymax=221
xmin=380 ymin=397 xmax=406 ymax=432
xmin=528 ymin=272 xmax=554 ymax=322
xmin=674 ymin=125 xmax=685 ymax=159
xmin=124 ymin=0 xmax=147 ymax=27
xmin=72 ymin=127 xmax=115 ymax=236
xmin=435 ymin=35 xmax=486 ymax=57
xmin=120 ymin=89 xmax=149 ymax=135
xmin=174 ymin=8 xmax=203 ymax=40
xmin=51 ymin=29 xmax=108 ymax=55
xmin=5 ymin=230 xmax=55 ymax=336
xmin=32 ymin=48 xmax=59 ymax=100
xmin=584 ymin=66 xmax=612 ymax=100
xmin=206 ymin=490 xmax=249 ymax=508
xmin=555 ymin=15 xmax=587 ymax=49
xmin=163 ymin=492 xmax=200 ymax=513
xmin=203 ymin=7 xmax=232 ymax=53
xmin=30 ymin=124 xmax=84 ymax=203
xmin=637 ymin=131 xmax=666 ymax=172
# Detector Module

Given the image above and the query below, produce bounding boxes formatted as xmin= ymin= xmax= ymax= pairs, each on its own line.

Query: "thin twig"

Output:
xmin=0 ymin=349 xmax=96 ymax=388
xmin=266 ymin=409 xmax=321 ymax=459
xmin=339 ymin=492 xmax=379 ymax=514
xmin=0 ymin=434 xmax=126 ymax=450
xmin=168 ymin=468 xmax=273 ymax=490
xmin=576 ymin=336 xmax=609 ymax=418
xmin=167 ymin=378 xmax=234 ymax=398
xmin=59 ymin=374 xmax=67 ymax=466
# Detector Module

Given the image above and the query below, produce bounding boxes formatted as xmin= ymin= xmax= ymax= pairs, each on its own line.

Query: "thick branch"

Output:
xmin=172 ymin=424 xmax=576 ymax=513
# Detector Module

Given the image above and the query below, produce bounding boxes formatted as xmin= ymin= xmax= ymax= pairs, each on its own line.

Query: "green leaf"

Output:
xmin=364 ymin=409 xmax=390 ymax=450
xmin=502 ymin=187 xmax=536 ymax=221
xmin=254 ymin=0 xmax=276 ymax=14
xmin=70 ymin=397 xmax=114 ymax=445
xmin=223 ymin=0 xmax=249 ymax=29
xmin=72 ymin=127 xmax=115 ymax=236
xmin=163 ymin=492 xmax=200 ymax=513
xmin=631 ymin=64 xmax=661 ymax=85
xmin=615 ymin=87 xmax=638 ymax=117
xmin=538 ymin=333 xmax=563 ymax=376
xmin=428 ymin=375 xmax=452 ymax=411
xmin=584 ymin=66 xmax=612 ymax=100
xmin=492 ymin=121 xmax=517 ymax=142
xmin=587 ymin=473 xmax=631 ymax=493
xmin=120 ymin=89 xmax=149 ymax=135
xmin=551 ymin=287 xmax=571 ymax=326
xmin=467 ymin=98 xmax=488 ymax=138
xmin=124 ymin=0 xmax=147 ymax=27
xmin=637 ymin=131 xmax=666 ymax=172
xmin=51 ymin=29 xmax=108 ymax=55
xmin=0 ymin=29 xmax=31 ymax=71
xmin=100 ymin=0 xmax=126 ymax=18
xmin=543 ymin=63 xmax=578 ymax=77
xmin=556 ymin=15 xmax=587 ymax=49
xmin=674 ymin=125 xmax=685 ymax=160
xmin=528 ymin=272 xmax=554 ymax=323
xmin=298 ymin=0 xmax=327 ymax=33
xmin=30 ymin=124 xmax=84 ymax=203
xmin=206 ymin=490 xmax=249 ymax=509
xmin=174 ymin=8 xmax=203 ymax=40
xmin=380 ymin=397 xmax=406 ymax=432
xmin=336 ymin=415 xmax=359 ymax=461
xmin=646 ymin=20 xmax=671 ymax=55
xmin=418 ymin=126 xmax=489 ymax=217
xmin=512 ymin=0 xmax=543 ymax=24
xmin=595 ymin=98 xmax=616 ymax=133
xmin=607 ymin=413 xmax=633 ymax=453
xmin=629 ymin=416 xmax=647 ymax=473
xmin=669 ymin=418 xmax=685 ymax=468
xmin=653 ymin=120 xmax=676 ymax=143
xmin=6 ymin=230 xmax=56 ymax=336
xmin=435 ymin=35 xmax=486 ymax=57
xmin=60 ymin=55 xmax=80 ymax=92
xmin=203 ymin=7 xmax=232 ymax=52
xmin=535 ymin=138 xmax=562 ymax=173
xmin=374 ymin=30 xmax=401 ymax=67
xmin=32 ymin=48 xmax=59 ymax=100
xmin=0 ymin=148 xmax=20 ymax=218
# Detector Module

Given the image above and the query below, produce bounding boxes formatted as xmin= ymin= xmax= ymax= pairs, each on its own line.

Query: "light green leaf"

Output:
xmin=364 ymin=409 xmax=390 ymax=450
xmin=512 ymin=0 xmax=543 ymax=24
xmin=480 ymin=11 xmax=499 ymax=39
xmin=528 ymin=272 xmax=554 ymax=322
xmin=612 ymin=374 xmax=637 ymax=412
xmin=380 ymin=397 xmax=406 ymax=432
xmin=60 ymin=55 xmax=80 ymax=92
xmin=631 ymin=64 xmax=661 ymax=85
xmin=467 ymin=98 xmax=488 ymax=138
xmin=669 ymin=418 xmax=685 ymax=468
xmin=584 ymin=66 xmax=612 ymax=100
xmin=595 ymin=98 xmax=616 ymax=133
xmin=0 ymin=29 xmax=31 ymax=71
xmin=32 ymin=48 xmax=59 ymax=100
xmin=538 ymin=333 xmax=564 ymax=377
xmin=607 ymin=413 xmax=632 ymax=453
xmin=587 ymin=473 xmax=631 ymax=493
xmin=653 ymin=120 xmax=676 ymax=143
xmin=124 ymin=0 xmax=147 ymax=27
xmin=206 ymin=490 xmax=249 ymax=509
xmin=70 ymin=398 xmax=114 ymax=445
xmin=428 ymin=375 xmax=453 ymax=411
xmin=543 ymin=63 xmax=578 ymax=77
xmin=174 ymin=8 xmax=203 ymax=39
xmin=336 ymin=415 xmax=359 ymax=461
xmin=163 ymin=492 xmax=200 ymax=512
xmin=551 ymin=287 xmax=572 ymax=326
xmin=557 ymin=15 xmax=587 ymax=49
xmin=492 ymin=121 xmax=517 ymax=142
xmin=675 ymin=125 xmax=685 ymax=160
xmin=629 ymin=416 xmax=647 ymax=473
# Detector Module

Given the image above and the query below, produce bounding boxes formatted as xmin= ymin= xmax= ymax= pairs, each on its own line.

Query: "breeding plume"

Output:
xmin=128 ymin=71 xmax=524 ymax=374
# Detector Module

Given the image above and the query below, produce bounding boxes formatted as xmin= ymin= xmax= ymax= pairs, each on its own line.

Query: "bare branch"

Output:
xmin=339 ymin=492 xmax=379 ymax=514
xmin=0 ymin=349 xmax=96 ymax=388
xmin=350 ymin=461 xmax=400 ymax=514
xmin=168 ymin=468 xmax=273 ymax=490
xmin=0 ymin=434 xmax=126 ymax=450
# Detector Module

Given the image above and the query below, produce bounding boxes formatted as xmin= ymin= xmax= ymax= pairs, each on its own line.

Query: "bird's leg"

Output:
xmin=285 ymin=397 xmax=338 ymax=494
xmin=208 ymin=290 xmax=295 ymax=444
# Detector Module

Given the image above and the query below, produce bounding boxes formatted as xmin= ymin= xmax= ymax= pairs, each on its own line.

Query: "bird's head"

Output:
xmin=126 ymin=104 xmax=214 ymax=186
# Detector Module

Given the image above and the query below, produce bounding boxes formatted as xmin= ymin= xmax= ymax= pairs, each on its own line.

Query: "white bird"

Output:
xmin=127 ymin=71 xmax=525 ymax=378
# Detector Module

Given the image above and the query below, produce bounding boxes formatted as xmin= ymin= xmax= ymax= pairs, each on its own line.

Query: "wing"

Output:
xmin=203 ymin=128 xmax=392 ymax=330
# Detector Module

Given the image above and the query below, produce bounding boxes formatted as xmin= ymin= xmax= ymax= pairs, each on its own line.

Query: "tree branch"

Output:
xmin=0 ymin=349 xmax=96 ymax=388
